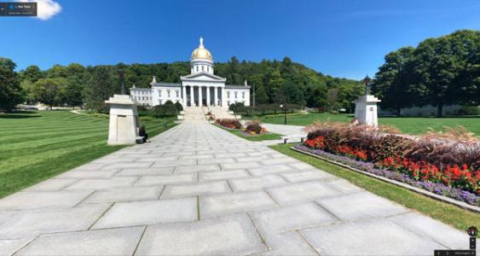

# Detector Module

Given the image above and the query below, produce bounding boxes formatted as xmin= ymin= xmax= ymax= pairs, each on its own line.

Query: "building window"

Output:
xmin=235 ymin=92 xmax=238 ymax=99
xmin=242 ymin=92 xmax=245 ymax=99
xmin=176 ymin=91 xmax=179 ymax=98
xmin=167 ymin=90 xmax=171 ymax=98
xmin=227 ymin=101 xmax=230 ymax=106
xmin=158 ymin=90 xmax=161 ymax=96
xmin=207 ymin=66 xmax=210 ymax=72
xmin=227 ymin=92 xmax=230 ymax=98
xmin=196 ymin=66 xmax=198 ymax=72
xmin=201 ymin=66 xmax=204 ymax=71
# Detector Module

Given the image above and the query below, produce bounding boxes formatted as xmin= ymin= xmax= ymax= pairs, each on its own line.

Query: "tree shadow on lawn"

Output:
xmin=0 ymin=111 xmax=41 ymax=119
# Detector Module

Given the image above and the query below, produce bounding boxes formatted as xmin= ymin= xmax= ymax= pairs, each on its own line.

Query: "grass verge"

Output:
xmin=270 ymin=143 xmax=480 ymax=237
xmin=0 ymin=110 xmax=176 ymax=198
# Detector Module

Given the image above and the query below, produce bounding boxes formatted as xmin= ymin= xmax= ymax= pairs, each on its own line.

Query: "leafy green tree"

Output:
xmin=372 ymin=47 xmax=417 ymax=116
xmin=21 ymin=65 xmax=43 ymax=83
xmin=85 ymin=66 xmax=117 ymax=113
xmin=20 ymin=80 xmax=36 ymax=104
xmin=32 ymin=78 xmax=68 ymax=109
xmin=337 ymin=83 xmax=364 ymax=113
xmin=255 ymin=84 xmax=269 ymax=104
xmin=0 ymin=58 xmax=22 ymax=111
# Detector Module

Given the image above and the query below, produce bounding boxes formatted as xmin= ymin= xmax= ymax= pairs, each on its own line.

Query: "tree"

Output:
xmin=337 ymin=83 xmax=364 ymax=113
xmin=326 ymin=88 xmax=339 ymax=111
xmin=255 ymin=84 xmax=269 ymax=104
xmin=21 ymin=65 xmax=43 ymax=83
xmin=0 ymin=58 xmax=22 ymax=111
xmin=32 ymin=78 xmax=68 ymax=109
xmin=85 ymin=66 xmax=117 ymax=113
xmin=372 ymin=47 xmax=418 ymax=116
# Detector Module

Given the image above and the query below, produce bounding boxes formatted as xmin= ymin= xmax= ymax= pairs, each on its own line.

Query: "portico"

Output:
xmin=183 ymin=85 xmax=223 ymax=107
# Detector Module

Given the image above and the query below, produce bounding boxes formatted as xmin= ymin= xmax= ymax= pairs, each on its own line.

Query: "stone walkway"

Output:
xmin=0 ymin=122 xmax=475 ymax=255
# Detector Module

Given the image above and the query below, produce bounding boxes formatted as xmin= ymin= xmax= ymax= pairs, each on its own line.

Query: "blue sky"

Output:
xmin=1 ymin=0 xmax=480 ymax=79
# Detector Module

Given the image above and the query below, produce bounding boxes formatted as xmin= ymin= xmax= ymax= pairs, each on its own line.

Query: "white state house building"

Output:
xmin=130 ymin=38 xmax=251 ymax=109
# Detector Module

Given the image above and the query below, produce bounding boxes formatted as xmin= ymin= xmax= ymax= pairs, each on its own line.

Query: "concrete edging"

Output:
xmin=290 ymin=146 xmax=480 ymax=214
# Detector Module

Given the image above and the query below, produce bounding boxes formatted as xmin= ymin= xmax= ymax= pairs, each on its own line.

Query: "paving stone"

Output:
xmin=23 ymin=179 xmax=78 ymax=192
xmin=175 ymin=164 xmax=221 ymax=173
xmin=230 ymin=175 xmax=288 ymax=192
xmin=101 ymin=162 xmax=152 ymax=170
xmin=56 ymin=169 xmax=119 ymax=179
xmin=248 ymin=165 xmax=298 ymax=176
xmin=199 ymin=170 xmax=250 ymax=182
xmin=149 ymin=156 xmax=178 ymax=162
xmin=252 ymin=232 xmax=318 ymax=256
xmin=115 ymin=167 xmax=174 ymax=176
xmin=184 ymin=154 xmax=215 ymax=159
xmin=267 ymin=181 xmax=341 ymax=205
xmin=92 ymin=198 xmax=197 ymax=229
xmin=16 ymin=227 xmax=144 ymax=256
xmin=261 ymin=158 xmax=298 ymax=165
xmin=215 ymin=153 xmax=247 ymax=158
xmin=325 ymin=179 xmax=364 ymax=194
xmin=200 ymin=191 xmax=277 ymax=219
xmin=0 ymin=191 xmax=91 ymax=210
xmin=64 ymin=177 xmax=137 ymax=191
xmin=281 ymin=170 xmax=335 ymax=183
xmin=161 ymin=181 xmax=231 ymax=199
xmin=221 ymin=162 xmax=262 ymax=170
xmin=152 ymin=159 xmax=197 ymax=168
xmin=198 ymin=158 xmax=236 ymax=165
xmin=251 ymin=203 xmax=338 ymax=233
xmin=316 ymin=192 xmax=409 ymax=221
xmin=301 ymin=219 xmax=445 ymax=255
xmin=69 ymin=163 xmax=106 ymax=170
xmin=0 ymin=238 xmax=33 ymax=256
xmin=287 ymin=162 xmax=315 ymax=170
xmin=390 ymin=212 xmax=471 ymax=250
xmin=235 ymin=156 xmax=268 ymax=163
xmin=82 ymin=187 xmax=162 ymax=204
xmin=0 ymin=211 xmax=16 ymax=224
xmin=135 ymin=174 xmax=196 ymax=186
xmin=0 ymin=204 xmax=110 ymax=239
xmin=136 ymin=214 xmax=267 ymax=255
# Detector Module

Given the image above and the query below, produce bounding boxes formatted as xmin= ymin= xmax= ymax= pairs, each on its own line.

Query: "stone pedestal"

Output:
xmin=353 ymin=95 xmax=381 ymax=127
xmin=105 ymin=94 xmax=140 ymax=145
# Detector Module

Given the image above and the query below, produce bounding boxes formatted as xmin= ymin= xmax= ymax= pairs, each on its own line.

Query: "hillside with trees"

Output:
xmin=1 ymin=57 xmax=363 ymax=113
xmin=372 ymin=29 xmax=480 ymax=117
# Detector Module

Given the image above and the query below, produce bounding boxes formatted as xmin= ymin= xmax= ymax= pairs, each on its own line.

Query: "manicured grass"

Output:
xmin=215 ymin=124 xmax=282 ymax=141
xmin=258 ymin=112 xmax=480 ymax=135
xmin=270 ymin=143 xmax=480 ymax=237
xmin=0 ymin=110 xmax=175 ymax=198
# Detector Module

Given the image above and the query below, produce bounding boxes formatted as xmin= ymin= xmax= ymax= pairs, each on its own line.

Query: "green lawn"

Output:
xmin=258 ymin=112 xmax=480 ymax=135
xmin=270 ymin=143 xmax=480 ymax=237
xmin=215 ymin=124 xmax=283 ymax=141
xmin=0 ymin=110 xmax=175 ymax=198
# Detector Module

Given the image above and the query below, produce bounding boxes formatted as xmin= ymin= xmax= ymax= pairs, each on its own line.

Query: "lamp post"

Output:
xmin=280 ymin=104 xmax=287 ymax=125
xmin=118 ymin=69 xmax=126 ymax=95
xmin=363 ymin=75 xmax=371 ymax=95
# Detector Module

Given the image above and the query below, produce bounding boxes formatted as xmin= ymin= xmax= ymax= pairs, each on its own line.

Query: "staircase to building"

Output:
xmin=183 ymin=107 xmax=207 ymax=123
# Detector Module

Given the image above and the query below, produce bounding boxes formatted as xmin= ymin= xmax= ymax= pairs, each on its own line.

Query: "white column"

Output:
xmin=182 ymin=86 xmax=187 ymax=107
xmin=214 ymin=86 xmax=218 ymax=107
xmin=221 ymin=87 xmax=227 ymax=108
xmin=206 ymin=86 xmax=211 ymax=106
xmin=199 ymin=86 xmax=203 ymax=107
xmin=190 ymin=86 xmax=194 ymax=107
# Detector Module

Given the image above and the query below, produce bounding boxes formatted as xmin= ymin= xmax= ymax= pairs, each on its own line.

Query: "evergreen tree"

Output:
xmin=0 ymin=58 xmax=22 ymax=111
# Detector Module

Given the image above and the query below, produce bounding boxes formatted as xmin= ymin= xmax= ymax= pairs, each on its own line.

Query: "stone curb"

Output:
xmin=290 ymin=146 xmax=480 ymax=214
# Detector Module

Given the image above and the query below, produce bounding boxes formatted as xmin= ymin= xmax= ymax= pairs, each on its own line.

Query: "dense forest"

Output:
xmin=0 ymin=56 xmax=363 ymax=113
xmin=372 ymin=29 xmax=480 ymax=117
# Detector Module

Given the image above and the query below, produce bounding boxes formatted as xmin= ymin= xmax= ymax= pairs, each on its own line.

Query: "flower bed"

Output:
xmin=216 ymin=119 xmax=242 ymax=129
xmin=299 ymin=122 xmax=480 ymax=207
xmin=244 ymin=120 xmax=268 ymax=135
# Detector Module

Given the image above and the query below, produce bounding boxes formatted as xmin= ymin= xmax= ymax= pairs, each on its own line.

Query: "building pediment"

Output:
xmin=181 ymin=72 xmax=226 ymax=82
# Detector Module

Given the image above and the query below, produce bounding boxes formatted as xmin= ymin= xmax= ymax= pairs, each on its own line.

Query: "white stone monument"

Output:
xmin=354 ymin=76 xmax=381 ymax=127
xmin=105 ymin=94 xmax=140 ymax=145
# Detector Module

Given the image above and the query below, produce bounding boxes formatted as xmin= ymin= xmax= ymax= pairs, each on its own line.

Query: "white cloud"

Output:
xmin=16 ymin=0 xmax=62 ymax=20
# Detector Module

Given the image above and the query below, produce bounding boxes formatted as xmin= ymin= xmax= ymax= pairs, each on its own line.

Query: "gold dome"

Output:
xmin=191 ymin=37 xmax=212 ymax=60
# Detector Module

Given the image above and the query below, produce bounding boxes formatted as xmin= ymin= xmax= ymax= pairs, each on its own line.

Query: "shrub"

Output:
xmin=216 ymin=118 xmax=242 ymax=129
xmin=151 ymin=103 xmax=178 ymax=117
xmin=457 ymin=105 xmax=480 ymax=116
xmin=174 ymin=102 xmax=183 ymax=112
xmin=245 ymin=120 xmax=262 ymax=134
